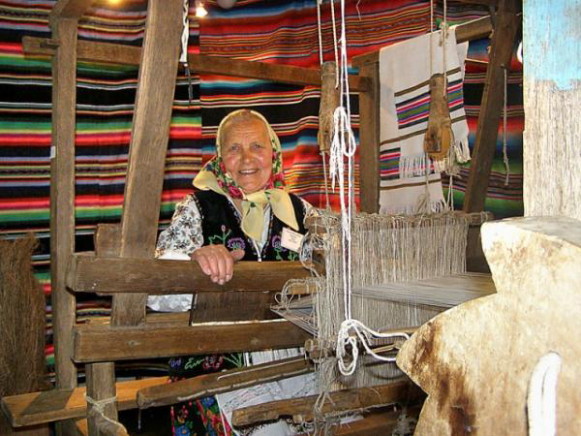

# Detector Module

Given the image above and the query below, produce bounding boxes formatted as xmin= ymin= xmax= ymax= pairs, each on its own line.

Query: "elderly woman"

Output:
xmin=148 ymin=109 xmax=313 ymax=436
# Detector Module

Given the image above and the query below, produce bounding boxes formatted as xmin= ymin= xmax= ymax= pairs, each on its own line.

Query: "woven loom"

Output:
xmin=274 ymin=210 xmax=494 ymax=404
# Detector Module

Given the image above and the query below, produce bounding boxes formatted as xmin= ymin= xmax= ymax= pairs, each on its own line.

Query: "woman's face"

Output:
xmin=221 ymin=117 xmax=274 ymax=194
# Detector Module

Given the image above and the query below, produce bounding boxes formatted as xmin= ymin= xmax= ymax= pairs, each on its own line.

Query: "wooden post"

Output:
xmin=50 ymin=13 xmax=79 ymax=399
xmin=84 ymin=0 xmax=184 ymax=434
xmin=353 ymin=59 xmax=380 ymax=213
xmin=462 ymin=0 xmax=520 ymax=212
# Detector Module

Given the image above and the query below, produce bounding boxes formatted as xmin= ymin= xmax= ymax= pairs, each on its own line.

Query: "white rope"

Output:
xmin=336 ymin=319 xmax=410 ymax=376
xmin=316 ymin=0 xmax=324 ymax=66
xmin=527 ymin=352 xmax=562 ymax=436
xmin=179 ymin=0 xmax=190 ymax=64
xmin=502 ymin=66 xmax=511 ymax=186
xmin=85 ymin=394 xmax=126 ymax=431
xmin=327 ymin=0 xmax=412 ymax=377
xmin=330 ymin=0 xmax=340 ymax=85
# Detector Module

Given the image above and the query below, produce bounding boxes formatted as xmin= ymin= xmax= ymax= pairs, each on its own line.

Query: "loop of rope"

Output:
xmin=85 ymin=394 xmax=127 ymax=432
xmin=527 ymin=352 xmax=562 ymax=436
xmin=336 ymin=319 xmax=410 ymax=376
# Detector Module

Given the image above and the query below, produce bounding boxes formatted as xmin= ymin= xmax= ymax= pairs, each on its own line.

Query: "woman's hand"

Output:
xmin=191 ymin=245 xmax=245 ymax=285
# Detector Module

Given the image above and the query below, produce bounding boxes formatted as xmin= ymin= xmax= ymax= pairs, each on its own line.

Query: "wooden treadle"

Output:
xmin=1 ymin=376 xmax=168 ymax=428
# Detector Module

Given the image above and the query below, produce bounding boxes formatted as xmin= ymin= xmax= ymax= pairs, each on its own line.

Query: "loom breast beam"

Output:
xmin=397 ymin=217 xmax=581 ymax=435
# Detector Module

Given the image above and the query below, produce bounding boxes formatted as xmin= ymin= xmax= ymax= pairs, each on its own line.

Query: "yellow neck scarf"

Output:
xmin=193 ymin=169 xmax=299 ymax=241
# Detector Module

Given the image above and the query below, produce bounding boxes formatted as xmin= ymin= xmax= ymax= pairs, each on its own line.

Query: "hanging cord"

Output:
xmin=502 ymin=65 xmax=511 ymax=186
xmin=528 ymin=352 xmax=562 ymax=436
xmin=317 ymin=0 xmax=324 ymax=66
xmin=419 ymin=0 xmax=436 ymax=213
xmin=328 ymin=0 xmax=410 ymax=376
xmin=330 ymin=0 xmax=340 ymax=84
xmin=180 ymin=0 xmax=193 ymax=105
xmin=441 ymin=0 xmax=453 ymax=211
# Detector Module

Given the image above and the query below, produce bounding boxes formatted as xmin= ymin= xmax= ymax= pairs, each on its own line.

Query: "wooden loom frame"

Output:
xmin=1 ymin=0 xmax=519 ymax=434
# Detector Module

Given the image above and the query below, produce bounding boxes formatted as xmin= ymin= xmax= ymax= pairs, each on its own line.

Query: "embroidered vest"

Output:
xmin=192 ymin=190 xmax=307 ymax=261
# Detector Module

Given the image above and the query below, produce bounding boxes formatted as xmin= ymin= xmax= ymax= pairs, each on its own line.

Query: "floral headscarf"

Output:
xmin=193 ymin=109 xmax=299 ymax=241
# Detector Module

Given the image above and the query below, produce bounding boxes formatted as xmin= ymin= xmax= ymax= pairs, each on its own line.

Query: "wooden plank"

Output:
xmin=462 ymin=0 xmax=520 ymax=213
xmin=0 ymin=413 xmax=49 ymax=436
xmin=21 ymin=37 xmax=366 ymax=91
xmin=455 ymin=15 xmax=494 ymax=43
xmin=231 ymin=380 xmax=423 ymax=427
xmin=50 ymin=0 xmax=95 ymax=22
xmin=334 ymin=410 xmax=401 ymax=436
xmin=0 ymin=378 xmax=168 ymax=428
xmin=50 ymin=17 xmax=78 ymax=392
xmin=187 ymin=54 xmax=367 ymax=92
xmin=22 ymin=36 xmax=141 ymax=65
xmin=112 ymin=0 xmax=185 ymax=324
xmin=73 ymin=320 xmax=310 ymax=363
xmin=75 ymin=419 xmax=88 ymax=436
xmin=356 ymin=61 xmax=380 ymax=213
xmin=66 ymin=254 xmax=309 ymax=294
xmin=138 ymin=356 xmax=313 ymax=408
xmin=94 ymin=224 xmax=121 ymax=258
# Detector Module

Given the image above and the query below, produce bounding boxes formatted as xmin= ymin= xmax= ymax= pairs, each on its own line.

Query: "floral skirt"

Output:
xmin=170 ymin=353 xmax=244 ymax=436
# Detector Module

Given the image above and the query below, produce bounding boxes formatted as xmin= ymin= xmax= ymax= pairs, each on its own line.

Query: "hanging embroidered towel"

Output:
xmin=378 ymin=29 xmax=470 ymax=214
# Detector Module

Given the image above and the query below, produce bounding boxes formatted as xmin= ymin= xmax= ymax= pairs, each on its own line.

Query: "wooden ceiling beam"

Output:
xmin=21 ymin=36 xmax=367 ymax=91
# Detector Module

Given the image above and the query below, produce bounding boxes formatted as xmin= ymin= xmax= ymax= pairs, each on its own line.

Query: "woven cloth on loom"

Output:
xmin=378 ymin=29 xmax=469 ymax=214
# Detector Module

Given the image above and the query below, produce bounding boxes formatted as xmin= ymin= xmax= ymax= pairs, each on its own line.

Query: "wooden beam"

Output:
xmin=356 ymin=59 xmax=381 ymax=213
xmin=463 ymin=0 xmax=520 ymax=213
xmin=138 ymin=357 xmax=313 ymax=408
xmin=231 ymin=380 xmax=424 ymax=427
xmin=66 ymin=254 xmax=309 ymax=294
xmin=352 ymin=16 xmax=493 ymax=67
xmin=85 ymin=363 xmax=121 ymax=436
xmin=0 ymin=377 xmax=168 ymax=428
xmin=21 ymin=37 xmax=367 ymax=92
xmin=187 ymin=54 xmax=368 ymax=92
xmin=455 ymin=15 xmax=494 ymax=43
xmin=49 ymin=16 xmax=78 ymax=393
xmin=50 ymin=0 xmax=95 ymax=22
xmin=73 ymin=320 xmax=310 ymax=363
xmin=113 ymin=0 xmax=185 ymax=322
xmin=22 ymin=36 xmax=141 ymax=65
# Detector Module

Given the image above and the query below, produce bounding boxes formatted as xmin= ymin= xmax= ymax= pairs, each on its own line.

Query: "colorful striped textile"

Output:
xmin=378 ymin=29 xmax=470 ymax=214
